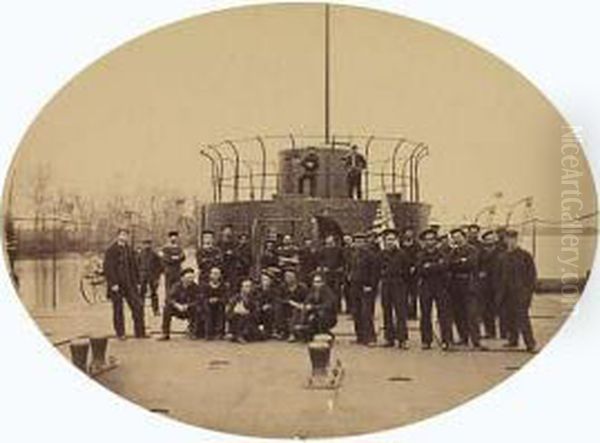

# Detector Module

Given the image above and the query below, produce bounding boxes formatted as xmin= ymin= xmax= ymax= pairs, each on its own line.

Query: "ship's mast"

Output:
xmin=324 ymin=3 xmax=331 ymax=145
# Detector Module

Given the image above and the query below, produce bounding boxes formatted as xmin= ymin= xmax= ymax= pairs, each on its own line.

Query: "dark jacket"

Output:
xmin=400 ymin=241 xmax=421 ymax=281
xmin=162 ymin=244 xmax=186 ymax=275
xmin=196 ymin=246 xmax=223 ymax=278
xmin=342 ymin=152 xmax=367 ymax=174
xmin=299 ymin=247 xmax=319 ymax=279
xmin=138 ymin=247 xmax=163 ymax=280
xmin=379 ymin=246 xmax=409 ymax=281
xmin=306 ymin=285 xmax=337 ymax=323
xmin=281 ymin=282 xmax=309 ymax=304
xmin=448 ymin=244 xmax=479 ymax=277
xmin=260 ymin=249 xmax=280 ymax=270
xmin=236 ymin=243 xmax=253 ymax=276
xmin=227 ymin=292 xmax=257 ymax=318
xmin=478 ymin=245 xmax=502 ymax=291
xmin=347 ymin=246 xmax=380 ymax=288
xmin=301 ymin=152 xmax=320 ymax=173
xmin=103 ymin=242 xmax=139 ymax=291
xmin=201 ymin=281 xmax=228 ymax=306
xmin=417 ymin=247 xmax=448 ymax=286
xmin=318 ymin=245 xmax=345 ymax=273
xmin=166 ymin=281 xmax=202 ymax=307
xmin=218 ymin=239 xmax=243 ymax=282
xmin=496 ymin=247 xmax=537 ymax=304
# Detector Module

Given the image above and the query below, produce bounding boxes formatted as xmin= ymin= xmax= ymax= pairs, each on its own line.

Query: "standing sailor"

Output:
xmin=298 ymin=147 xmax=320 ymax=197
xmin=417 ymin=229 xmax=453 ymax=350
xmin=138 ymin=239 xmax=163 ymax=316
xmin=400 ymin=227 xmax=420 ymax=320
xmin=217 ymin=225 xmax=242 ymax=290
xmin=497 ymin=229 xmax=537 ymax=353
xmin=478 ymin=230 xmax=502 ymax=339
xmin=317 ymin=234 xmax=345 ymax=313
xmin=379 ymin=229 xmax=410 ymax=349
xmin=341 ymin=145 xmax=367 ymax=199
xmin=196 ymin=230 xmax=223 ymax=282
xmin=161 ymin=230 xmax=186 ymax=296
xmin=448 ymin=228 xmax=486 ymax=350
xmin=347 ymin=233 xmax=380 ymax=346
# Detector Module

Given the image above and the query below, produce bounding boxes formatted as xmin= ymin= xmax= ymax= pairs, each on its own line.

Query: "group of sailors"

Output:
xmin=103 ymin=222 xmax=538 ymax=353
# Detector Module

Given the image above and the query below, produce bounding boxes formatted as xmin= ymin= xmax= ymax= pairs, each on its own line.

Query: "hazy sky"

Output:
xmin=8 ymin=3 xmax=596 ymax=224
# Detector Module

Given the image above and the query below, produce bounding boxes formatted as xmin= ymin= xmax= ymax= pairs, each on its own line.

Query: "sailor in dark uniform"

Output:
xmin=217 ymin=225 xmax=242 ymax=290
xmin=278 ymin=269 xmax=309 ymax=340
xmin=417 ymin=229 xmax=453 ymax=350
xmin=478 ymin=230 xmax=502 ymax=339
xmin=260 ymin=239 xmax=280 ymax=270
xmin=497 ymin=230 xmax=537 ymax=353
xmin=158 ymin=267 xmax=203 ymax=340
xmin=255 ymin=270 xmax=280 ymax=339
xmin=347 ymin=233 xmax=380 ymax=346
xmin=317 ymin=234 xmax=345 ymax=313
xmin=195 ymin=230 xmax=222 ymax=282
xmin=277 ymin=234 xmax=301 ymax=273
xmin=342 ymin=145 xmax=367 ymax=199
xmin=226 ymin=278 xmax=258 ymax=343
xmin=200 ymin=267 xmax=228 ymax=340
xmin=379 ymin=229 xmax=410 ymax=349
xmin=161 ymin=230 xmax=186 ymax=296
xmin=448 ymin=228 xmax=486 ymax=350
xmin=298 ymin=147 xmax=320 ymax=197
xmin=400 ymin=227 xmax=421 ymax=320
xmin=289 ymin=273 xmax=337 ymax=342
xmin=466 ymin=223 xmax=482 ymax=249
xmin=236 ymin=233 xmax=253 ymax=278
xmin=299 ymin=238 xmax=319 ymax=285
xmin=341 ymin=234 xmax=355 ymax=314
xmin=138 ymin=239 xmax=163 ymax=316
xmin=103 ymin=228 xmax=146 ymax=339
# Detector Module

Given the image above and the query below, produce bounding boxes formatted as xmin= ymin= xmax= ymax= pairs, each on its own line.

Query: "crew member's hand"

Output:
xmin=111 ymin=284 xmax=119 ymax=292
xmin=364 ymin=286 xmax=372 ymax=292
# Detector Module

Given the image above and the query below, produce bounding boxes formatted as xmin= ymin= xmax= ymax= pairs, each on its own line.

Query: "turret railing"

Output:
xmin=199 ymin=134 xmax=429 ymax=204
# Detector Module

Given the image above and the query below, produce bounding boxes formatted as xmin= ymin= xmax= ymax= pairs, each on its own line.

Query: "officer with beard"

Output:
xmin=103 ymin=228 xmax=146 ymax=339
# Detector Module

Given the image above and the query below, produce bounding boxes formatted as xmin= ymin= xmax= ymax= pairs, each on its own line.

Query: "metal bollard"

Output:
xmin=313 ymin=333 xmax=334 ymax=347
xmin=89 ymin=336 xmax=109 ymax=368
xmin=308 ymin=341 xmax=331 ymax=377
xmin=69 ymin=339 xmax=90 ymax=373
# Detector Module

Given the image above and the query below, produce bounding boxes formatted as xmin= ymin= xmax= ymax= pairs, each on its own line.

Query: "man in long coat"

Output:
xmin=496 ymin=229 xmax=537 ymax=353
xmin=103 ymin=228 xmax=146 ymax=339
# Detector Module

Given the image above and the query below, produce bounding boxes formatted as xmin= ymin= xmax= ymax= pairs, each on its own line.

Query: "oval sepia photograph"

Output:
xmin=1 ymin=2 xmax=598 ymax=439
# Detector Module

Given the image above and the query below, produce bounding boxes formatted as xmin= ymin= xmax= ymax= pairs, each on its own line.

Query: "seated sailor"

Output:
xmin=159 ymin=267 xmax=203 ymax=340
